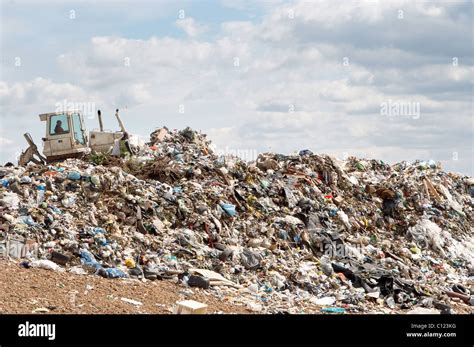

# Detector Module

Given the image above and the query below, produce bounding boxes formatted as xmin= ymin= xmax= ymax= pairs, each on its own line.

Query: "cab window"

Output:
xmin=50 ymin=114 xmax=70 ymax=135
xmin=72 ymin=113 xmax=86 ymax=145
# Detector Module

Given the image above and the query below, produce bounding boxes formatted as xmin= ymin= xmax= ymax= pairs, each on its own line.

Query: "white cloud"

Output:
xmin=0 ymin=137 xmax=13 ymax=146
xmin=116 ymin=83 xmax=152 ymax=106
xmin=0 ymin=78 xmax=88 ymax=108
xmin=175 ymin=18 xmax=208 ymax=37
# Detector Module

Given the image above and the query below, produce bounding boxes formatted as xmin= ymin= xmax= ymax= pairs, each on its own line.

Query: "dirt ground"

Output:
xmin=1 ymin=259 xmax=472 ymax=315
xmin=0 ymin=260 xmax=251 ymax=314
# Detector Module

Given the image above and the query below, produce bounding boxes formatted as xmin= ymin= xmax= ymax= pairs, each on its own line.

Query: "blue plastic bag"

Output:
xmin=80 ymin=250 xmax=101 ymax=270
xmin=320 ymin=307 xmax=345 ymax=313
xmin=220 ymin=203 xmax=237 ymax=217
xmin=48 ymin=166 xmax=65 ymax=172
xmin=67 ymin=171 xmax=81 ymax=180
xmin=278 ymin=230 xmax=289 ymax=240
xmin=299 ymin=149 xmax=313 ymax=156
xmin=18 ymin=215 xmax=36 ymax=225
xmin=80 ymin=250 xmax=127 ymax=278
xmin=102 ymin=267 xmax=127 ymax=278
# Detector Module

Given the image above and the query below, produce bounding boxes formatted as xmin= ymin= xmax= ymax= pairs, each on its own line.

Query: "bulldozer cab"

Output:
xmin=39 ymin=111 xmax=89 ymax=161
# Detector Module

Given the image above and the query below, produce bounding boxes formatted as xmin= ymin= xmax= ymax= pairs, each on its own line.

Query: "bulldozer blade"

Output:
xmin=19 ymin=133 xmax=47 ymax=166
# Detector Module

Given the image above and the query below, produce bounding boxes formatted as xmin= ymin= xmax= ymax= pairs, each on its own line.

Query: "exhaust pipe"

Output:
xmin=115 ymin=109 xmax=126 ymax=133
xmin=97 ymin=110 xmax=104 ymax=132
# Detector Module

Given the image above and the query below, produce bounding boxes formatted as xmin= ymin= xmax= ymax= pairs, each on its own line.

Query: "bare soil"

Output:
xmin=0 ymin=260 xmax=251 ymax=314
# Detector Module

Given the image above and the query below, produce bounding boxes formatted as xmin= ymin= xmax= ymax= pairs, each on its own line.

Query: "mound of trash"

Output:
xmin=1 ymin=127 xmax=473 ymax=313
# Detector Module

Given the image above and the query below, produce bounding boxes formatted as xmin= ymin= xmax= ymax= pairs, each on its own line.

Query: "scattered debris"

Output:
xmin=31 ymin=307 xmax=50 ymax=313
xmin=173 ymin=300 xmax=208 ymax=314
xmin=120 ymin=297 xmax=143 ymax=306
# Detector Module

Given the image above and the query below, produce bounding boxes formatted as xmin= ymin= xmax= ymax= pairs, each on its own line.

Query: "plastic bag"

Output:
xmin=1 ymin=192 xmax=20 ymax=210
xmin=220 ymin=202 xmax=237 ymax=217
xmin=67 ymin=171 xmax=81 ymax=180
xmin=80 ymin=250 xmax=127 ymax=278
xmin=18 ymin=215 xmax=36 ymax=225
xmin=30 ymin=259 xmax=64 ymax=272
xmin=80 ymin=249 xmax=102 ymax=270
xmin=407 ymin=219 xmax=445 ymax=256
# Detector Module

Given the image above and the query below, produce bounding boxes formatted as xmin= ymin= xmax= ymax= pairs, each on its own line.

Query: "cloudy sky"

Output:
xmin=0 ymin=0 xmax=472 ymax=175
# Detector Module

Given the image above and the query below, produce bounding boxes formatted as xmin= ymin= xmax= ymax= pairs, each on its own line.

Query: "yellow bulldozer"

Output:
xmin=19 ymin=109 xmax=127 ymax=166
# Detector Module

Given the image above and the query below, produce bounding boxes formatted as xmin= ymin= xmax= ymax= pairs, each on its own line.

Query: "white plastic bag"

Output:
xmin=407 ymin=219 xmax=445 ymax=256
xmin=30 ymin=259 xmax=65 ymax=272
xmin=1 ymin=192 xmax=20 ymax=210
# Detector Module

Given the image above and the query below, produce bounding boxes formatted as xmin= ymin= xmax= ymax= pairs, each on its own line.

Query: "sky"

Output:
xmin=0 ymin=0 xmax=473 ymax=175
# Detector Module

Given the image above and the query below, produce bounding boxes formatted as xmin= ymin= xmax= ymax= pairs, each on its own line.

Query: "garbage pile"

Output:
xmin=1 ymin=127 xmax=473 ymax=314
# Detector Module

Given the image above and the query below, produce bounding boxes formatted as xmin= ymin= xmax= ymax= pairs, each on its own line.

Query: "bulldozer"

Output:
xmin=19 ymin=109 xmax=127 ymax=166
